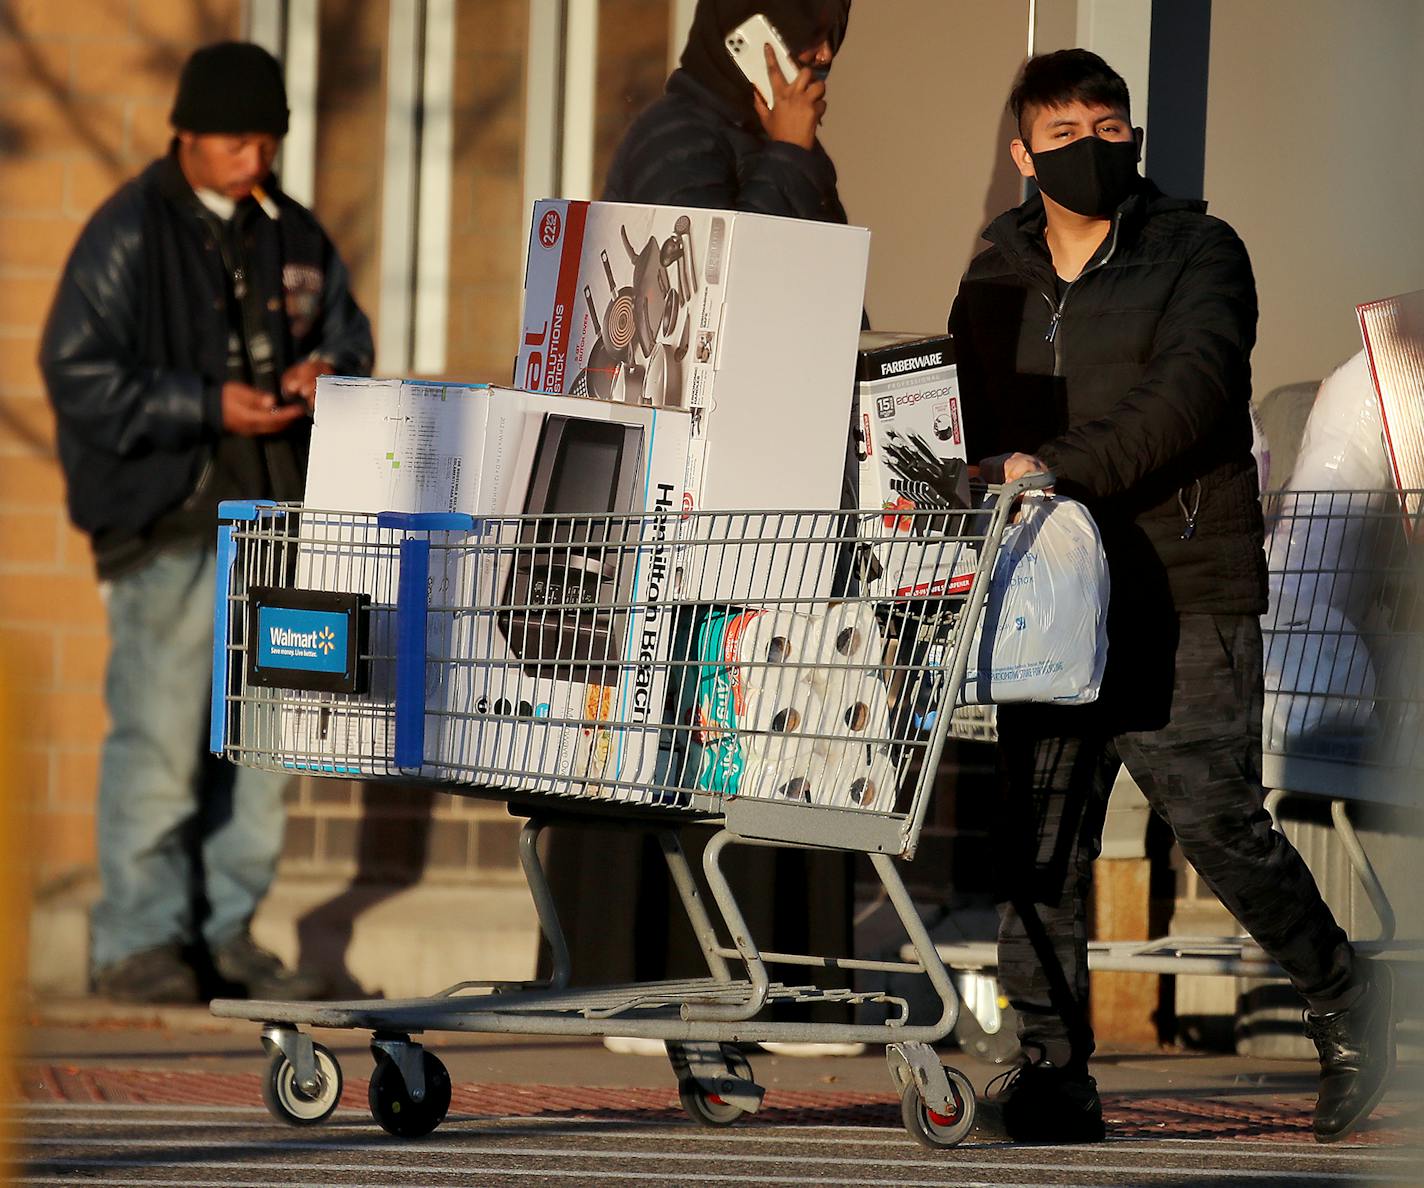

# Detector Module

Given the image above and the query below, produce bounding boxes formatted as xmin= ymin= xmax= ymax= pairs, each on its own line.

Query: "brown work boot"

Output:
xmin=92 ymin=945 xmax=201 ymax=1004
xmin=211 ymin=932 xmax=327 ymax=1001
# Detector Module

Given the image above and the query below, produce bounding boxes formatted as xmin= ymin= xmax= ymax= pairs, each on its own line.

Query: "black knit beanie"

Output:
xmin=171 ymin=41 xmax=289 ymax=136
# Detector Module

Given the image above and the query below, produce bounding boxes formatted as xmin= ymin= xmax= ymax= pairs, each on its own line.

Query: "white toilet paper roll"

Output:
xmin=812 ymin=602 xmax=883 ymax=668
xmin=735 ymin=609 xmax=818 ymax=693
xmin=738 ymin=753 xmax=828 ymax=804
xmin=816 ymin=676 xmax=892 ymax=748
xmin=816 ymin=745 xmax=899 ymax=811
xmin=740 ymin=683 xmax=824 ymax=764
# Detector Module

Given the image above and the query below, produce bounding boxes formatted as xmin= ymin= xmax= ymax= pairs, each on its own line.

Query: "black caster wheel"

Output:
xmin=676 ymin=1046 xmax=754 ymax=1128
xmin=261 ymin=1042 xmax=342 ymax=1126
xmin=900 ymin=1065 xmax=975 ymax=1150
xmin=368 ymin=1049 xmax=453 ymax=1139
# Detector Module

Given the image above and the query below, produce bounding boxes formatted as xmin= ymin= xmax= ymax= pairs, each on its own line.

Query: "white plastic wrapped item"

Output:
xmin=738 ymin=753 xmax=828 ymax=804
xmin=1265 ymin=352 xmax=1391 ymax=623
xmin=961 ymin=495 xmax=1109 ymax=705
xmin=740 ymin=683 xmax=824 ymax=764
xmin=1263 ymin=603 xmax=1378 ymax=745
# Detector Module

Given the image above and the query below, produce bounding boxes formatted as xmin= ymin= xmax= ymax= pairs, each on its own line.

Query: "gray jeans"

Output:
xmin=993 ymin=613 xmax=1356 ymax=1068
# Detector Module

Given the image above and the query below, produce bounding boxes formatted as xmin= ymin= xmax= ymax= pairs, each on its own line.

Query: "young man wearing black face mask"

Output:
xmin=949 ymin=50 xmax=1395 ymax=1145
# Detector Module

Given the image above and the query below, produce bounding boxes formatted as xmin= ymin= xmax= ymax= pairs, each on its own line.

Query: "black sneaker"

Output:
xmin=92 ymin=945 xmax=200 ymax=1004
xmin=211 ymin=932 xmax=327 ymax=1001
xmin=988 ymin=1059 xmax=1105 ymax=1144
xmin=1306 ymin=963 xmax=1396 ymax=1144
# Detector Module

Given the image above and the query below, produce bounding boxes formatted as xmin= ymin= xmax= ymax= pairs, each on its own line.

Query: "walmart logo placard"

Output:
xmin=257 ymin=607 xmax=348 ymax=673
xmin=246 ymin=587 xmax=369 ymax=694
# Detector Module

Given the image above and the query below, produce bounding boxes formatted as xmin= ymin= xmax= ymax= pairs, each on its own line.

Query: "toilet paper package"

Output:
xmin=816 ymin=745 xmax=900 ymax=812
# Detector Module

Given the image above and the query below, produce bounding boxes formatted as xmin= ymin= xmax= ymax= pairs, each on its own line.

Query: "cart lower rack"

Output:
xmin=209 ymin=480 xmax=1047 ymax=1148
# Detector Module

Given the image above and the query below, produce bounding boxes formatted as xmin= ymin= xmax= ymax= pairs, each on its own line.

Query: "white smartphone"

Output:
xmin=724 ymin=14 xmax=799 ymax=108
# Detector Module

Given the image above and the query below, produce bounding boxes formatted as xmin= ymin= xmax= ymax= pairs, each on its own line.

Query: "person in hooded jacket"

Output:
xmin=603 ymin=0 xmax=851 ymax=223
xmin=545 ymin=1 xmax=862 ymax=1054
xmin=949 ymin=49 xmax=1395 ymax=1146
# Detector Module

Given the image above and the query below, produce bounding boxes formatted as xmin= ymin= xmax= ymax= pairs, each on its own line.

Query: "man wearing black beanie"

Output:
xmin=39 ymin=41 xmax=373 ymax=1004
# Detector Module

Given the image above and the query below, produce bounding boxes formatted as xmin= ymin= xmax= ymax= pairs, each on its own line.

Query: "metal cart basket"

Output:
xmin=208 ymin=476 xmax=1050 ymax=1148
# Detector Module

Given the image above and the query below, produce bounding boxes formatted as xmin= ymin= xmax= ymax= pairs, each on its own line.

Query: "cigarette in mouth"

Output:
xmin=251 ymin=183 xmax=280 ymax=220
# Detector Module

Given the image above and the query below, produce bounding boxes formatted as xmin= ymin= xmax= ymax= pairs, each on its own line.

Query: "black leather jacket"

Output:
xmin=951 ymin=183 xmax=1267 ymax=618
xmin=39 ymin=153 xmax=373 ymax=572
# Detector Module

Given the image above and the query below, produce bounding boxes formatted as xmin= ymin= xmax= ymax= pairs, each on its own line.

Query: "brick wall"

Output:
xmin=0 ymin=0 xmax=243 ymax=888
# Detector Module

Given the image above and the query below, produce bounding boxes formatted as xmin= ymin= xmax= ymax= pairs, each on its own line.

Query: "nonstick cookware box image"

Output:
xmin=517 ymin=199 xmax=870 ymax=601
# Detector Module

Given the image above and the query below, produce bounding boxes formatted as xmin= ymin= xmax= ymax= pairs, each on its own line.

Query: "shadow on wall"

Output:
xmin=974 ymin=85 xmax=1025 ymax=264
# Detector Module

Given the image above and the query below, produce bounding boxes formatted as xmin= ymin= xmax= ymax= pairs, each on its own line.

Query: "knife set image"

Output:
xmin=572 ymin=217 xmax=698 ymax=409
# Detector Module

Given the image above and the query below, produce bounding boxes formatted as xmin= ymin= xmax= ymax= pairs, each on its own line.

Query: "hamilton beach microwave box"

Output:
xmin=516 ymin=198 xmax=870 ymax=601
xmin=855 ymin=332 xmax=974 ymax=598
xmin=437 ymin=389 xmax=692 ymax=795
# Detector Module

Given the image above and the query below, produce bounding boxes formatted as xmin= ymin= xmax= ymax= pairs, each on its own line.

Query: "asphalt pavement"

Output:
xmin=8 ymin=999 xmax=1421 ymax=1187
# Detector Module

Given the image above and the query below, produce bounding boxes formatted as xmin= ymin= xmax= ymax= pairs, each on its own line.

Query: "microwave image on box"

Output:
xmin=498 ymin=414 xmax=646 ymax=679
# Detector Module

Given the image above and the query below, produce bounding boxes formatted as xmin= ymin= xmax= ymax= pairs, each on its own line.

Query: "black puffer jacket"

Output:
xmin=950 ymin=182 xmax=1266 ymax=617
xmin=39 ymin=153 xmax=372 ymax=570
xmin=602 ymin=69 xmax=847 ymax=223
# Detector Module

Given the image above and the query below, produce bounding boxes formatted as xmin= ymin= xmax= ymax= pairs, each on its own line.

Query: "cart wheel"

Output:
xmin=262 ymin=1042 xmax=342 ymax=1126
xmin=368 ymin=1050 xmax=452 ymax=1139
xmin=900 ymin=1066 xmax=975 ymax=1150
xmin=675 ymin=1044 xmax=754 ymax=1128
xmin=677 ymin=1077 xmax=746 ymax=1127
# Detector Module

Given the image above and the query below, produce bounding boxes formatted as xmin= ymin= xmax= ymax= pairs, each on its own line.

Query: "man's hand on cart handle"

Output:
xmin=978 ymin=452 xmax=1052 ymax=486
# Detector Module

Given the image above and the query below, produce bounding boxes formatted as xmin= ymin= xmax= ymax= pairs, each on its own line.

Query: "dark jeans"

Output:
xmin=993 ymin=613 xmax=1356 ymax=1068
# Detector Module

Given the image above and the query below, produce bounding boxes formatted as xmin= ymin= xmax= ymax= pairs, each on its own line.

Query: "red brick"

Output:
xmin=52 ymin=747 xmax=100 ymax=809
xmin=0 ymin=623 xmax=55 ymax=684
xmin=6 ymin=0 xmax=133 ymax=39
xmin=1 ymin=94 xmax=126 ymax=161
xmin=0 ymin=507 xmax=60 ymax=566
xmin=33 ymin=687 xmax=107 ymax=746
xmin=0 ymin=333 xmax=45 ymax=395
xmin=0 ymin=35 xmax=71 ymax=98
xmin=0 ymin=571 xmax=101 ymax=626
xmin=56 ymin=627 xmax=107 ymax=689
xmin=0 ymin=453 xmax=64 ymax=503
xmin=0 ymin=276 xmax=58 ymax=332
xmin=0 ymin=215 xmax=82 ymax=269
xmin=59 ymin=523 xmax=94 ymax=572
xmin=132 ymin=0 xmax=241 ymax=43
xmin=8 ymin=744 xmax=51 ymax=809
xmin=127 ymin=98 xmax=176 ymax=163
xmin=66 ymin=156 xmax=127 ymax=218
xmin=0 ymin=157 xmax=67 ymax=213
xmin=33 ymin=807 xmax=97 ymax=874
xmin=0 ymin=394 xmax=57 ymax=454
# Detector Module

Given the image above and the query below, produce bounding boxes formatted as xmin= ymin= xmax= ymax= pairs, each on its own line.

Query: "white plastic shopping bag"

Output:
xmin=962 ymin=495 xmax=1109 ymax=705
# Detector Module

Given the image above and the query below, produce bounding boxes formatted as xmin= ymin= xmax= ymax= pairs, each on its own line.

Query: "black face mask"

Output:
xmin=1029 ymin=135 xmax=1140 ymax=218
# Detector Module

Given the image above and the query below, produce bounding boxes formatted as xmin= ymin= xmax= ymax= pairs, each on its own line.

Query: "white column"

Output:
xmin=560 ymin=0 xmax=599 ymax=200
xmin=281 ymin=0 xmax=320 ymax=208
xmin=377 ymin=0 xmax=425 ymax=374
xmin=244 ymin=0 xmax=284 ymax=54
xmin=413 ymin=0 xmax=456 ymax=375
xmin=1075 ymin=0 xmax=1152 ymax=146
xmin=522 ymin=0 xmax=564 ymax=253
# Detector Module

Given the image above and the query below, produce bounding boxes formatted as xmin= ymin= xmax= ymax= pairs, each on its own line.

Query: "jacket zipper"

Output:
xmin=1040 ymin=212 xmax=1123 ymax=376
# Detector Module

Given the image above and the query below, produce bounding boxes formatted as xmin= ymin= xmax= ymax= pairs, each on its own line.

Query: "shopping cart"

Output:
xmin=207 ymin=476 xmax=1050 ymax=1148
xmin=928 ymin=487 xmax=1424 ymax=990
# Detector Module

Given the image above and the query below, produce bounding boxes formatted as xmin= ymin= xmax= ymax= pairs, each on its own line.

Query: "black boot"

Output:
xmin=1306 ymin=963 xmax=1396 ymax=1144
xmin=989 ymin=1059 xmax=1105 ymax=1143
